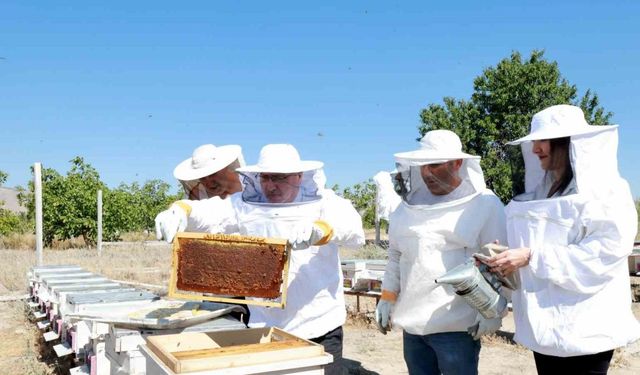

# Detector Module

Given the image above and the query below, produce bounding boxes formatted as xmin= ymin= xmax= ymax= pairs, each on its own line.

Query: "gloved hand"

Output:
xmin=287 ymin=220 xmax=333 ymax=250
xmin=154 ymin=201 xmax=191 ymax=243
xmin=467 ymin=312 xmax=502 ymax=340
xmin=375 ymin=290 xmax=397 ymax=335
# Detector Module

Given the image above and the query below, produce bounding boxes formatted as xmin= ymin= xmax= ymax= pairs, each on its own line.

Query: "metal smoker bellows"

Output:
xmin=435 ymin=259 xmax=507 ymax=319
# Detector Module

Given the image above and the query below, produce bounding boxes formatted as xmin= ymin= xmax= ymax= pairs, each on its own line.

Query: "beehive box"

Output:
xmin=146 ymin=327 xmax=324 ymax=373
xmin=168 ymin=233 xmax=290 ymax=308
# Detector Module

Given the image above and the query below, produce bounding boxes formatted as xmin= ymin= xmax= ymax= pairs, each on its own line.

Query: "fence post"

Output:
xmin=97 ymin=189 xmax=102 ymax=255
xmin=374 ymin=186 xmax=381 ymax=246
xmin=34 ymin=162 xmax=43 ymax=266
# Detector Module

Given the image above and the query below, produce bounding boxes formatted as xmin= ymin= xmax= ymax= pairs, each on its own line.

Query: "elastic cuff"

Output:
xmin=380 ymin=290 xmax=397 ymax=302
xmin=313 ymin=220 xmax=334 ymax=245
xmin=174 ymin=201 xmax=192 ymax=217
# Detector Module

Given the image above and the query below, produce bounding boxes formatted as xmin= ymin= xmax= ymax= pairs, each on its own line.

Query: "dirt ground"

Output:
xmin=341 ymin=295 xmax=640 ymax=375
xmin=2 ymin=296 xmax=638 ymax=375
xmin=0 ymin=298 xmax=52 ymax=375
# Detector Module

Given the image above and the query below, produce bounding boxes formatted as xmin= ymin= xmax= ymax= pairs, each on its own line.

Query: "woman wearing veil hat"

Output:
xmin=485 ymin=105 xmax=640 ymax=374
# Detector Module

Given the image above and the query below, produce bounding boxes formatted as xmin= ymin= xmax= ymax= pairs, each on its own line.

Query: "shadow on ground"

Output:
xmin=495 ymin=329 xmax=516 ymax=344
xmin=343 ymin=358 xmax=380 ymax=375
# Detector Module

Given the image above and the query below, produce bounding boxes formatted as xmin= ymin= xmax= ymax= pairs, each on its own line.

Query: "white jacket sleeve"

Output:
xmin=528 ymin=188 xmax=638 ymax=294
xmin=381 ymin=234 xmax=401 ymax=295
xmin=381 ymin=207 xmax=401 ymax=294
xmin=185 ymin=197 xmax=239 ymax=234
xmin=478 ymin=193 xmax=508 ymax=249
xmin=321 ymin=191 xmax=365 ymax=248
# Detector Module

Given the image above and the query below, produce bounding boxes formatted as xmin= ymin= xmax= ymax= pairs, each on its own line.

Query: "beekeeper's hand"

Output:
xmin=375 ymin=290 xmax=397 ymax=335
xmin=287 ymin=220 xmax=334 ymax=250
xmin=155 ymin=201 xmax=191 ymax=243
xmin=467 ymin=312 xmax=502 ymax=340
xmin=486 ymin=247 xmax=532 ymax=277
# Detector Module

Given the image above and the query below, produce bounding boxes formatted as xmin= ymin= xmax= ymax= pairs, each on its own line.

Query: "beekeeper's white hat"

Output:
xmin=173 ymin=144 xmax=243 ymax=181
xmin=394 ymin=129 xmax=479 ymax=166
xmin=236 ymin=144 xmax=323 ymax=174
xmin=508 ymin=104 xmax=617 ymax=145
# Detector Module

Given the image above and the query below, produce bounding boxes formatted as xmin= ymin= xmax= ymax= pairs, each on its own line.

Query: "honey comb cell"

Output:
xmin=176 ymin=237 xmax=286 ymax=299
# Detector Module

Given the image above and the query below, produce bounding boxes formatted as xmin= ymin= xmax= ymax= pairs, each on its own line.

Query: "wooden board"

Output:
xmin=168 ymin=233 xmax=291 ymax=309
xmin=146 ymin=327 xmax=324 ymax=373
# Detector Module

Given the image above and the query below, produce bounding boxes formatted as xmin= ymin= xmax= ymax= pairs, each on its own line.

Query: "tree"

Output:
xmin=17 ymin=158 xmax=182 ymax=246
xmin=19 ymin=158 xmax=108 ymax=245
xmin=0 ymin=170 xmax=31 ymax=236
xmin=0 ymin=170 xmax=15 ymax=235
xmin=339 ymin=180 xmax=377 ymax=228
xmin=109 ymin=179 xmax=181 ymax=232
xmin=418 ymin=50 xmax=611 ymax=202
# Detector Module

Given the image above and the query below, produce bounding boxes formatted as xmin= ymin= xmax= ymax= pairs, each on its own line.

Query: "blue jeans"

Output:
xmin=403 ymin=331 xmax=480 ymax=375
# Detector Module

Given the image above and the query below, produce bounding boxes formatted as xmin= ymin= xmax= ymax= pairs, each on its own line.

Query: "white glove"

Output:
xmin=375 ymin=300 xmax=394 ymax=335
xmin=467 ymin=312 xmax=502 ymax=340
xmin=154 ymin=202 xmax=190 ymax=243
xmin=287 ymin=221 xmax=332 ymax=250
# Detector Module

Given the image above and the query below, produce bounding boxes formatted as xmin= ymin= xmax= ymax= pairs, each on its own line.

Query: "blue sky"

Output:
xmin=1 ymin=1 xmax=639 ymax=197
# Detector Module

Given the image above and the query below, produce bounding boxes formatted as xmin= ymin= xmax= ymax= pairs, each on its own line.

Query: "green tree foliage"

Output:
xmin=0 ymin=170 xmax=15 ymax=235
xmin=19 ymin=157 xmax=106 ymax=245
xmin=109 ymin=180 xmax=180 ymax=232
xmin=418 ymin=50 xmax=611 ymax=202
xmin=339 ymin=180 xmax=377 ymax=228
xmin=0 ymin=170 xmax=31 ymax=236
xmin=18 ymin=158 xmax=181 ymax=246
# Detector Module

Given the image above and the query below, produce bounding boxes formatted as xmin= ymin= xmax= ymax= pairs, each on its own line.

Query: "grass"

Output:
xmin=0 ymin=233 xmax=36 ymax=250
xmin=340 ymin=244 xmax=388 ymax=260
xmin=0 ymin=231 xmax=157 ymax=250
xmin=0 ymin=243 xmax=172 ymax=291
xmin=120 ymin=230 xmax=157 ymax=242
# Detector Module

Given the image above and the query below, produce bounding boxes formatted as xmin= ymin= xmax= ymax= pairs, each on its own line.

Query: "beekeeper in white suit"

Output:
xmin=173 ymin=143 xmax=244 ymax=200
xmin=484 ymin=105 xmax=640 ymax=374
xmin=155 ymin=143 xmax=243 ymax=241
xmin=375 ymin=129 xmax=507 ymax=375
xmin=157 ymin=143 xmax=364 ymax=375
xmin=372 ymin=170 xmax=401 ymax=222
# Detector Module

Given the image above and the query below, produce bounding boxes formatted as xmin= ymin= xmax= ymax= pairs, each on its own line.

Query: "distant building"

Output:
xmin=0 ymin=187 xmax=27 ymax=214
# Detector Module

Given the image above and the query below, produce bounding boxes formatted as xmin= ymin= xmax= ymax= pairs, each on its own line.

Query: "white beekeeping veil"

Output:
xmin=236 ymin=144 xmax=325 ymax=205
xmin=393 ymin=130 xmax=486 ymax=205
xmin=507 ymin=104 xmax=619 ymax=200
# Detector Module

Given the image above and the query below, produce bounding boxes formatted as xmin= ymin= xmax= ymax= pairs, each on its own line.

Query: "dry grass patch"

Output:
xmin=0 ymin=233 xmax=87 ymax=251
xmin=0 ymin=233 xmax=36 ymax=250
xmin=340 ymin=244 xmax=387 ymax=260
xmin=0 ymin=242 xmax=172 ymax=292
xmin=0 ymin=231 xmax=156 ymax=250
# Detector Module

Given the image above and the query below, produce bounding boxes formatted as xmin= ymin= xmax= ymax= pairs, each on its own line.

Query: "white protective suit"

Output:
xmin=382 ymin=132 xmax=507 ymax=335
xmin=507 ymin=108 xmax=640 ymax=356
xmin=182 ymin=165 xmax=365 ymax=339
xmin=182 ymin=196 xmax=237 ymax=234
xmin=372 ymin=171 xmax=401 ymax=221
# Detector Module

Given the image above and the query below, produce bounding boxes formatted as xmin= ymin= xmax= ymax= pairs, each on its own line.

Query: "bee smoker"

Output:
xmin=435 ymin=259 xmax=507 ymax=319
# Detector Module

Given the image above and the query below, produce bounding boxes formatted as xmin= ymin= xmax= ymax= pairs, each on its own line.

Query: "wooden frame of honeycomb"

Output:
xmin=168 ymin=232 xmax=291 ymax=309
